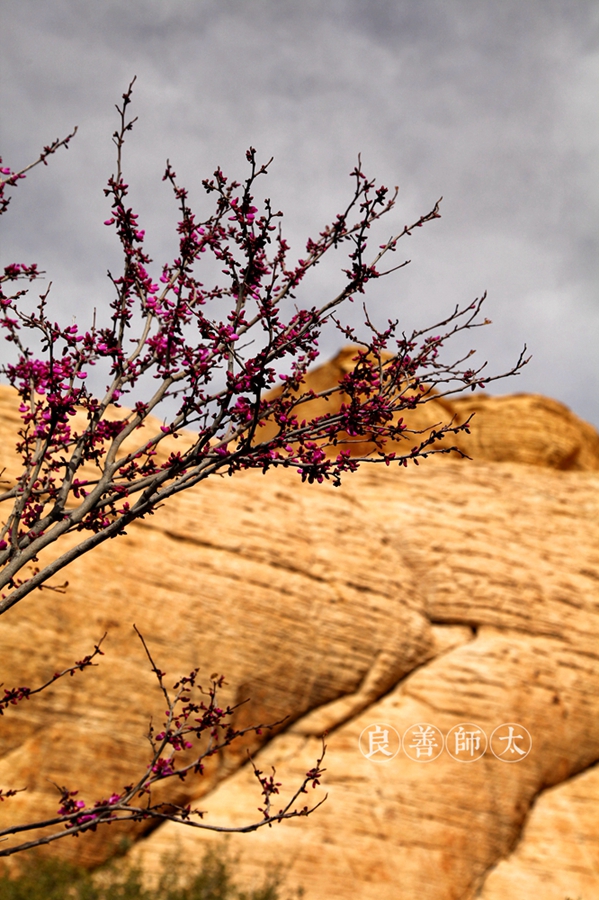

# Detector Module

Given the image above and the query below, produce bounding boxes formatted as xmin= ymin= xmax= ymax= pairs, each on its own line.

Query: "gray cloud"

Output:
xmin=1 ymin=0 xmax=597 ymax=424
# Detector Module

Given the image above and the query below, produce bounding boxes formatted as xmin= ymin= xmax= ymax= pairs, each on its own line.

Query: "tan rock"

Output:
xmin=124 ymin=463 xmax=599 ymax=900
xmin=0 ymin=354 xmax=598 ymax=898
xmin=476 ymin=762 xmax=599 ymax=898
xmin=257 ymin=347 xmax=599 ymax=471
xmin=451 ymin=391 xmax=599 ymax=471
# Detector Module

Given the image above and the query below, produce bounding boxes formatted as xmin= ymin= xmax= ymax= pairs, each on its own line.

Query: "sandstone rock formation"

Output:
xmin=257 ymin=346 xmax=599 ymax=471
xmin=0 ymin=354 xmax=598 ymax=899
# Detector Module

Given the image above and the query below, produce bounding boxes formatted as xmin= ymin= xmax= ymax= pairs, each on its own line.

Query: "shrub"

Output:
xmin=0 ymin=845 xmax=302 ymax=900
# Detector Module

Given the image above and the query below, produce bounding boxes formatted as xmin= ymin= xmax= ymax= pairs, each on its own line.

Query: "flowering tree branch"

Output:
xmin=1 ymin=634 xmax=106 ymax=716
xmin=0 ymin=78 xmax=528 ymax=614
xmin=0 ymin=627 xmax=326 ymax=857
xmin=0 ymin=78 xmax=529 ymax=861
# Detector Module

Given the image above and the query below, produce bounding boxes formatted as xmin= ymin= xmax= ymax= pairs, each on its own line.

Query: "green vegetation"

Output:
xmin=0 ymin=851 xmax=586 ymax=899
xmin=0 ymin=845 xmax=303 ymax=900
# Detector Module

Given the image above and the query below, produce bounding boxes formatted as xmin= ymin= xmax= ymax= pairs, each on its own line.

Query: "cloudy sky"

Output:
xmin=1 ymin=0 xmax=597 ymax=426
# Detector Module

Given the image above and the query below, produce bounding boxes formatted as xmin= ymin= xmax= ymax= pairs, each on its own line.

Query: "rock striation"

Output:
xmin=0 ymin=352 xmax=598 ymax=899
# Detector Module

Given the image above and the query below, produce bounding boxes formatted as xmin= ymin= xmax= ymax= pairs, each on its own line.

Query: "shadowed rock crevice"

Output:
xmin=473 ymin=759 xmax=599 ymax=899
xmin=292 ymin=623 xmax=480 ymax=738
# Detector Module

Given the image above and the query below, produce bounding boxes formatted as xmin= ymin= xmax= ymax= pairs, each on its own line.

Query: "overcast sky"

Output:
xmin=1 ymin=0 xmax=597 ymax=426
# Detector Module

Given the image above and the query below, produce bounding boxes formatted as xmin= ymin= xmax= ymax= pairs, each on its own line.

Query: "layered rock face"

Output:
xmin=0 ymin=354 xmax=598 ymax=899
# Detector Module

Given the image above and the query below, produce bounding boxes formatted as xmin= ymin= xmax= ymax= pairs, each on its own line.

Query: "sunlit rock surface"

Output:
xmin=0 ymin=353 xmax=598 ymax=898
